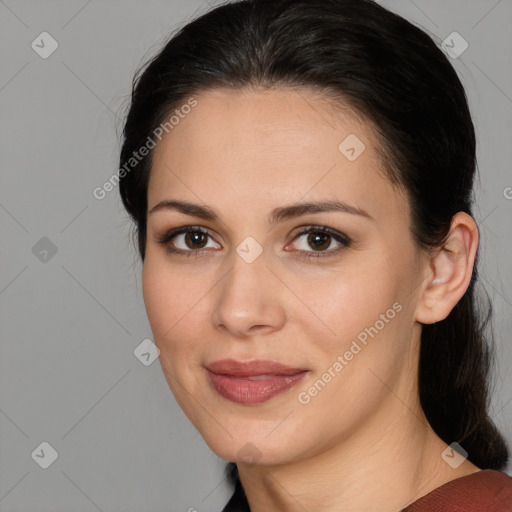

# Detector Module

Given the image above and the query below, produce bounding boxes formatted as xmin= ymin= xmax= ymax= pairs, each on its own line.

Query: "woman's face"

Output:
xmin=143 ymin=87 xmax=429 ymax=465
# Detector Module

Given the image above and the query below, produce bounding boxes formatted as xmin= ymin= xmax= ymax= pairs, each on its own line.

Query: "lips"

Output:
xmin=205 ymin=359 xmax=309 ymax=404
xmin=205 ymin=358 xmax=307 ymax=377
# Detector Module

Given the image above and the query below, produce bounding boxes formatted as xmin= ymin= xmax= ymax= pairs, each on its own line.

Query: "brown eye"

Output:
xmin=306 ymin=232 xmax=331 ymax=251
xmin=288 ymin=226 xmax=351 ymax=258
xmin=156 ymin=226 xmax=221 ymax=254
xmin=184 ymin=231 xmax=209 ymax=249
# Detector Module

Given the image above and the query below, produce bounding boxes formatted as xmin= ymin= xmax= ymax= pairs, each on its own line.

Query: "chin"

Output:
xmin=198 ymin=426 xmax=305 ymax=466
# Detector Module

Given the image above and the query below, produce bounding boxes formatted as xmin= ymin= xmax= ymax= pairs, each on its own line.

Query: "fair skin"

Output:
xmin=142 ymin=87 xmax=480 ymax=512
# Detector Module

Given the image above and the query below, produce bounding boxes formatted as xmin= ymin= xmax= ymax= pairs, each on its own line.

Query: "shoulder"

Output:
xmin=403 ymin=469 xmax=512 ymax=511
xmin=222 ymin=469 xmax=512 ymax=511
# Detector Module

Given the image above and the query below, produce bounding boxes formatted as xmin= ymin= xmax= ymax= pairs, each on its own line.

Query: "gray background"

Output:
xmin=1 ymin=0 xmax=511 ymax=511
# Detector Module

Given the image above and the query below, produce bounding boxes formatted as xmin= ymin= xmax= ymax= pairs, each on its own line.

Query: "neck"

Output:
xmin=237 ymin=387 xmax=479 ymax=512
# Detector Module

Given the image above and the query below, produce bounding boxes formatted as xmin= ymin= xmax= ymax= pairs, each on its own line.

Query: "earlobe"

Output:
xmin=416 ymin=212 xmax=479 ymax=325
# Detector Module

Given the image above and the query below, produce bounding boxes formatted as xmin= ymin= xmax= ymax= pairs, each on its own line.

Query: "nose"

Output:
xmin=211 ymin=249 xmax=287 ymax=338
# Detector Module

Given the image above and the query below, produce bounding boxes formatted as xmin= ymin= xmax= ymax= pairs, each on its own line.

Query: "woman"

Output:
xmin=118 ymin=0 xmax=512 ymax=509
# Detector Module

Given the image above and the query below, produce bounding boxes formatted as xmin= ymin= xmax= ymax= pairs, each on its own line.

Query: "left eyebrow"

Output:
xmin=147 ymin=199 xmax=374 ymax=224
xmin=268 ymin=200 xmax=374 ymax=225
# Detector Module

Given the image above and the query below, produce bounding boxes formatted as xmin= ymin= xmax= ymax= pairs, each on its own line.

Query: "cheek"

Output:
xmin=142 ymin=258 xmax=172 ymax=336
xmin=142 ymin=255 xmax=197 ymax=335
xmin=289 ymin=262 xmax=396 ymax=344
xmin=142 ymin=255 xmax=213 ymax=367
xmin=142 ymin=257 xmax=205 ymax=404
xmin=289 ymin=261 xmax=410 ymax=404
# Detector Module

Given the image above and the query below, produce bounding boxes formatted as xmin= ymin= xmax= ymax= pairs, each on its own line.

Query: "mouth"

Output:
xmin=205 ymin=359 xmax=309 ymax=404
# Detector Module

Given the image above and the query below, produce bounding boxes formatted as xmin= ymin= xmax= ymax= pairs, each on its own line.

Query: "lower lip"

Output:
xmin=206 ymin=370 xmax=308 ymax=404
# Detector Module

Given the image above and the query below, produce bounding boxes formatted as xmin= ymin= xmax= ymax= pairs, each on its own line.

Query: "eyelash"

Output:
xmin=155 ymin=225 xmax=352 ymax=259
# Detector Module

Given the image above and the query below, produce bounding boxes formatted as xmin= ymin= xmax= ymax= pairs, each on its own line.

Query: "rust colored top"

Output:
xmin=222 ymin=469 xmax=512 ymax=511
xmin=403 ymin=469 xmax=512 ymax=511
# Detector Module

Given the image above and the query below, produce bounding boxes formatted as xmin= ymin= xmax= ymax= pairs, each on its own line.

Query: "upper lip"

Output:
xmin=205 ymin=359 xmax=307 ymax=377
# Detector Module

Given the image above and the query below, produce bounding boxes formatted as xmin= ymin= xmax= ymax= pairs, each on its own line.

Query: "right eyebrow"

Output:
xmin=148 ymin=200 xmax=220 ymax=221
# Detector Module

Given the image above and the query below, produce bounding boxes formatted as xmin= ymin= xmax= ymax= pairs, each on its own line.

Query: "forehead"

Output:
xmin=148 ymin=87 xmax=407 ymax=221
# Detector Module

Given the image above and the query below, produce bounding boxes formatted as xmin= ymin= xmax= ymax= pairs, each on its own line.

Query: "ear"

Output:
xmin=415 ymin=212 xmax=479 ymax=325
